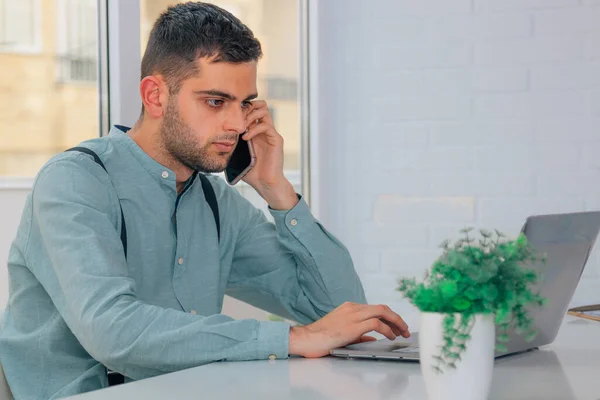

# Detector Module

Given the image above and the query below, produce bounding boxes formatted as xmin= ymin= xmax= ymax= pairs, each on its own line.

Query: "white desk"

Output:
xmin=67 ymin=316 xmax=600 ymax=400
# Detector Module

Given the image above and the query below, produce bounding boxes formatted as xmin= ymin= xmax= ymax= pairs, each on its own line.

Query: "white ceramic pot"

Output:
xmin=420 ymin=312 xmax=495 ymax=400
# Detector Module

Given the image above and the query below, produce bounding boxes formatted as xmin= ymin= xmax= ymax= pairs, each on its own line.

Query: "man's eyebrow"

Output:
xmin=194 ymin=90 xmax=258 ymax=102
xmin=194 ymin=90 xmax=235 ymax=100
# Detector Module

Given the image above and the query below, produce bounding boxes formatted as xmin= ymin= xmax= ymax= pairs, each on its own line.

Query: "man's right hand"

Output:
xmin=288 ymin=302 xmax=411 ymax=358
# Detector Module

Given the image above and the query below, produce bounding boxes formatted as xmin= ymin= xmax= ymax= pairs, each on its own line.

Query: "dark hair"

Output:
xmin=140 ymin=1 xmax=262 ymax=97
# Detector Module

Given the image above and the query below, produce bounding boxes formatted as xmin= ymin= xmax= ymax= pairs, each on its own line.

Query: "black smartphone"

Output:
xmin=225 ymin=137 xmax=256 ymax=185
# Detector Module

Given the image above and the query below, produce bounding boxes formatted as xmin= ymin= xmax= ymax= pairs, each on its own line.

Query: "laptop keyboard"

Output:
xmin=392 ymin=346 xmax=420 ymax=353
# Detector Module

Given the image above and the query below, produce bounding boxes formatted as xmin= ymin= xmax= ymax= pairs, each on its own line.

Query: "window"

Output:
xmin=56 ymin=0 xmax=98 ymax=83
xmin=0 ymin=0 xmax=41 ymax=53
xmin=0 ymin=0 xmax=100 ymax=177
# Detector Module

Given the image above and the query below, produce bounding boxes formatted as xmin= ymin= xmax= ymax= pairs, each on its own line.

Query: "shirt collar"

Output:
xmin=109 ymin=125 xmax=178 ymax=189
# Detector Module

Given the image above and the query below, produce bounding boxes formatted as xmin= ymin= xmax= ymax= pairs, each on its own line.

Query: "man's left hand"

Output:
xmin=240 ymin=100 xmax=299 ymax=210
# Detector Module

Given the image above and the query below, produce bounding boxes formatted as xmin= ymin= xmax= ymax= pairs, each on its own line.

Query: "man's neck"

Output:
xmin=127 ymin=120 xmax=194 ymax=194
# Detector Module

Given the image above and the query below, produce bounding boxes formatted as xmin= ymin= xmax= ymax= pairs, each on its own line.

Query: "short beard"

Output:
xmin=159 ymin=101 xmax=236 ymax=173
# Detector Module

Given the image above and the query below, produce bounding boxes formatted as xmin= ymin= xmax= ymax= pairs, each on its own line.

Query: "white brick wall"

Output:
xmin=474 ymin=68 xmax=529 ymax=92
xmin=475 ymin=36 xmax=583 ymax=65
xmin=586 ymin=34 xmax=600 ymax=59
xmin=312 ymin=0 xmax=600 ymax=327
xmin=371 ymin=0 xmax=473 ymax=16
xmin=374 ymin=42 xmax=473 ymax=69
xmin=532 ymin=64 xmax=600 ymax=89
xmin=533 ymin=7 xmax=600 ymax=34
xmin=475 ymin=0 xmax=580 ymax=12
xmin=593 ymin=90 xmax=600 ymax=115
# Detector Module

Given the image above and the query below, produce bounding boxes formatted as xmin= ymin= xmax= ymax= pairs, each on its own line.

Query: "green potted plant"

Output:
xmin=397 ymin=228 xmax=546 ymax=400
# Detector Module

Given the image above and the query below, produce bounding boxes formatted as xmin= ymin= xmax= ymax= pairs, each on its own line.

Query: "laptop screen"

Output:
xmin=507 ymin=211 xmax=600 ymax=349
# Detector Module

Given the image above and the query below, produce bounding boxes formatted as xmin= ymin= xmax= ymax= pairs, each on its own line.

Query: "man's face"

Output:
xmin=159 ymin=58 xmax=258 ymax=173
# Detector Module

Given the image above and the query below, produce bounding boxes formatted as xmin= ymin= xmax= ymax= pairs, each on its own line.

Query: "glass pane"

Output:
xmin=0 ymin=0 xmax=100 ymax=177
xmin=140 ymin=0 xmax=301 ymax=172
xmin=3 ymin=0 xmax=35 ymax=48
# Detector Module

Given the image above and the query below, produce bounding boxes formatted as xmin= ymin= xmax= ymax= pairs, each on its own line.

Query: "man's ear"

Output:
xmin=140 ymin=76 xmax=168 ymax=118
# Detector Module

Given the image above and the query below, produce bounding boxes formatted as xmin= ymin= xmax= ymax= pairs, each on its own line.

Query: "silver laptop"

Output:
xmin=330 ymin=211 xmax=600 ymax=361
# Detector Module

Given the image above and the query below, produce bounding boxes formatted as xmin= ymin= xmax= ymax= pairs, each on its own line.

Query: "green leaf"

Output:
xmin=439 ymin=281 xmax=458 ymax=300
xmin=464 ymin=286 xmax=481 ymax=301
xmin=451 ymin=297 xmax=471 ymax=311
xmin=457 ymin=333 xmax=471 ymax=341
xmin=483 ymin=285 xmax=499 ymax=302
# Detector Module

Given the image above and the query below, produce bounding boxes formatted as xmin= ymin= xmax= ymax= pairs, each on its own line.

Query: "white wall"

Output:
xmin=311 ymin=0 xmax=600 ymax=328
xmin=0 ymin=188 xmax=30 ymax=308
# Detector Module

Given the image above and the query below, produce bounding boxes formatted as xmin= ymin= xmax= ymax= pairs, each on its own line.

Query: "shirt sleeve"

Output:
xmin=26 ymin=154 xmax=290 ymax=381
xmin=225 ymin=190 xmax=368 ymax=325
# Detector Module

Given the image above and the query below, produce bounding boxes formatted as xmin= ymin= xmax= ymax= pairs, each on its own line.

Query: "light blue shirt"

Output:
xmin=0 ymin=126 xmax=366 ymax=399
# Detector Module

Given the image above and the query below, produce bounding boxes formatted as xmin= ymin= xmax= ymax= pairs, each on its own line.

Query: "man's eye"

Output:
xmin=206 ymin=99 xmax=224 ymax=108
xmin=241 ymin=101 xmax=252 ymax=110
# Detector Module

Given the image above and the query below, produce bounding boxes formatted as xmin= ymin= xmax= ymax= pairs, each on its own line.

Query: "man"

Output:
xmin=0 ymin=2 xmax=410 ymax=398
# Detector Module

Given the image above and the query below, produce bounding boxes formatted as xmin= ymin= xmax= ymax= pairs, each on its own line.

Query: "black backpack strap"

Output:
xmin=198 ymin=174 xmax=221 ymax=243
xmin=107 ymin=371 xmax=125 ymax=386
xmin=65 ymin=147 xmax=128 ymax=259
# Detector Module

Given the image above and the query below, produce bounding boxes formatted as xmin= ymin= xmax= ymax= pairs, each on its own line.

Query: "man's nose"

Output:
xmin=224 ymin=106 xmax=247 ymax=134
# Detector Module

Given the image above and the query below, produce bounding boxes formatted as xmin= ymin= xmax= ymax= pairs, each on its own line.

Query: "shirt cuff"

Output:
xmin=269 ymin=195 xmax=314 ymax=237
xmin=256 ymin=321 xmax=291 ymax=360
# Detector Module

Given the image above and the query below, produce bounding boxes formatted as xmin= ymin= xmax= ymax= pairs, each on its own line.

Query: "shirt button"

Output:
xmin=190 ymin=310 xmax=197 ymax=315
xmin=161 ymin=171 xmax=169 ymax=179
xmin=290 ymin=219 xmax=298 ymax=226
xmin=178 ymin=257 xmax=184 ymax=265
xmin=268 ymin=354 xmax=277 ymax=360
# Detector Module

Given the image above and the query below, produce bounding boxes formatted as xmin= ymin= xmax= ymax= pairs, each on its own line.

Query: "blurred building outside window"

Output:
xmin=0 ymin=0 xmax=99 ymax=178
xmin=56 ymin=0 xmax=97 ymax=84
